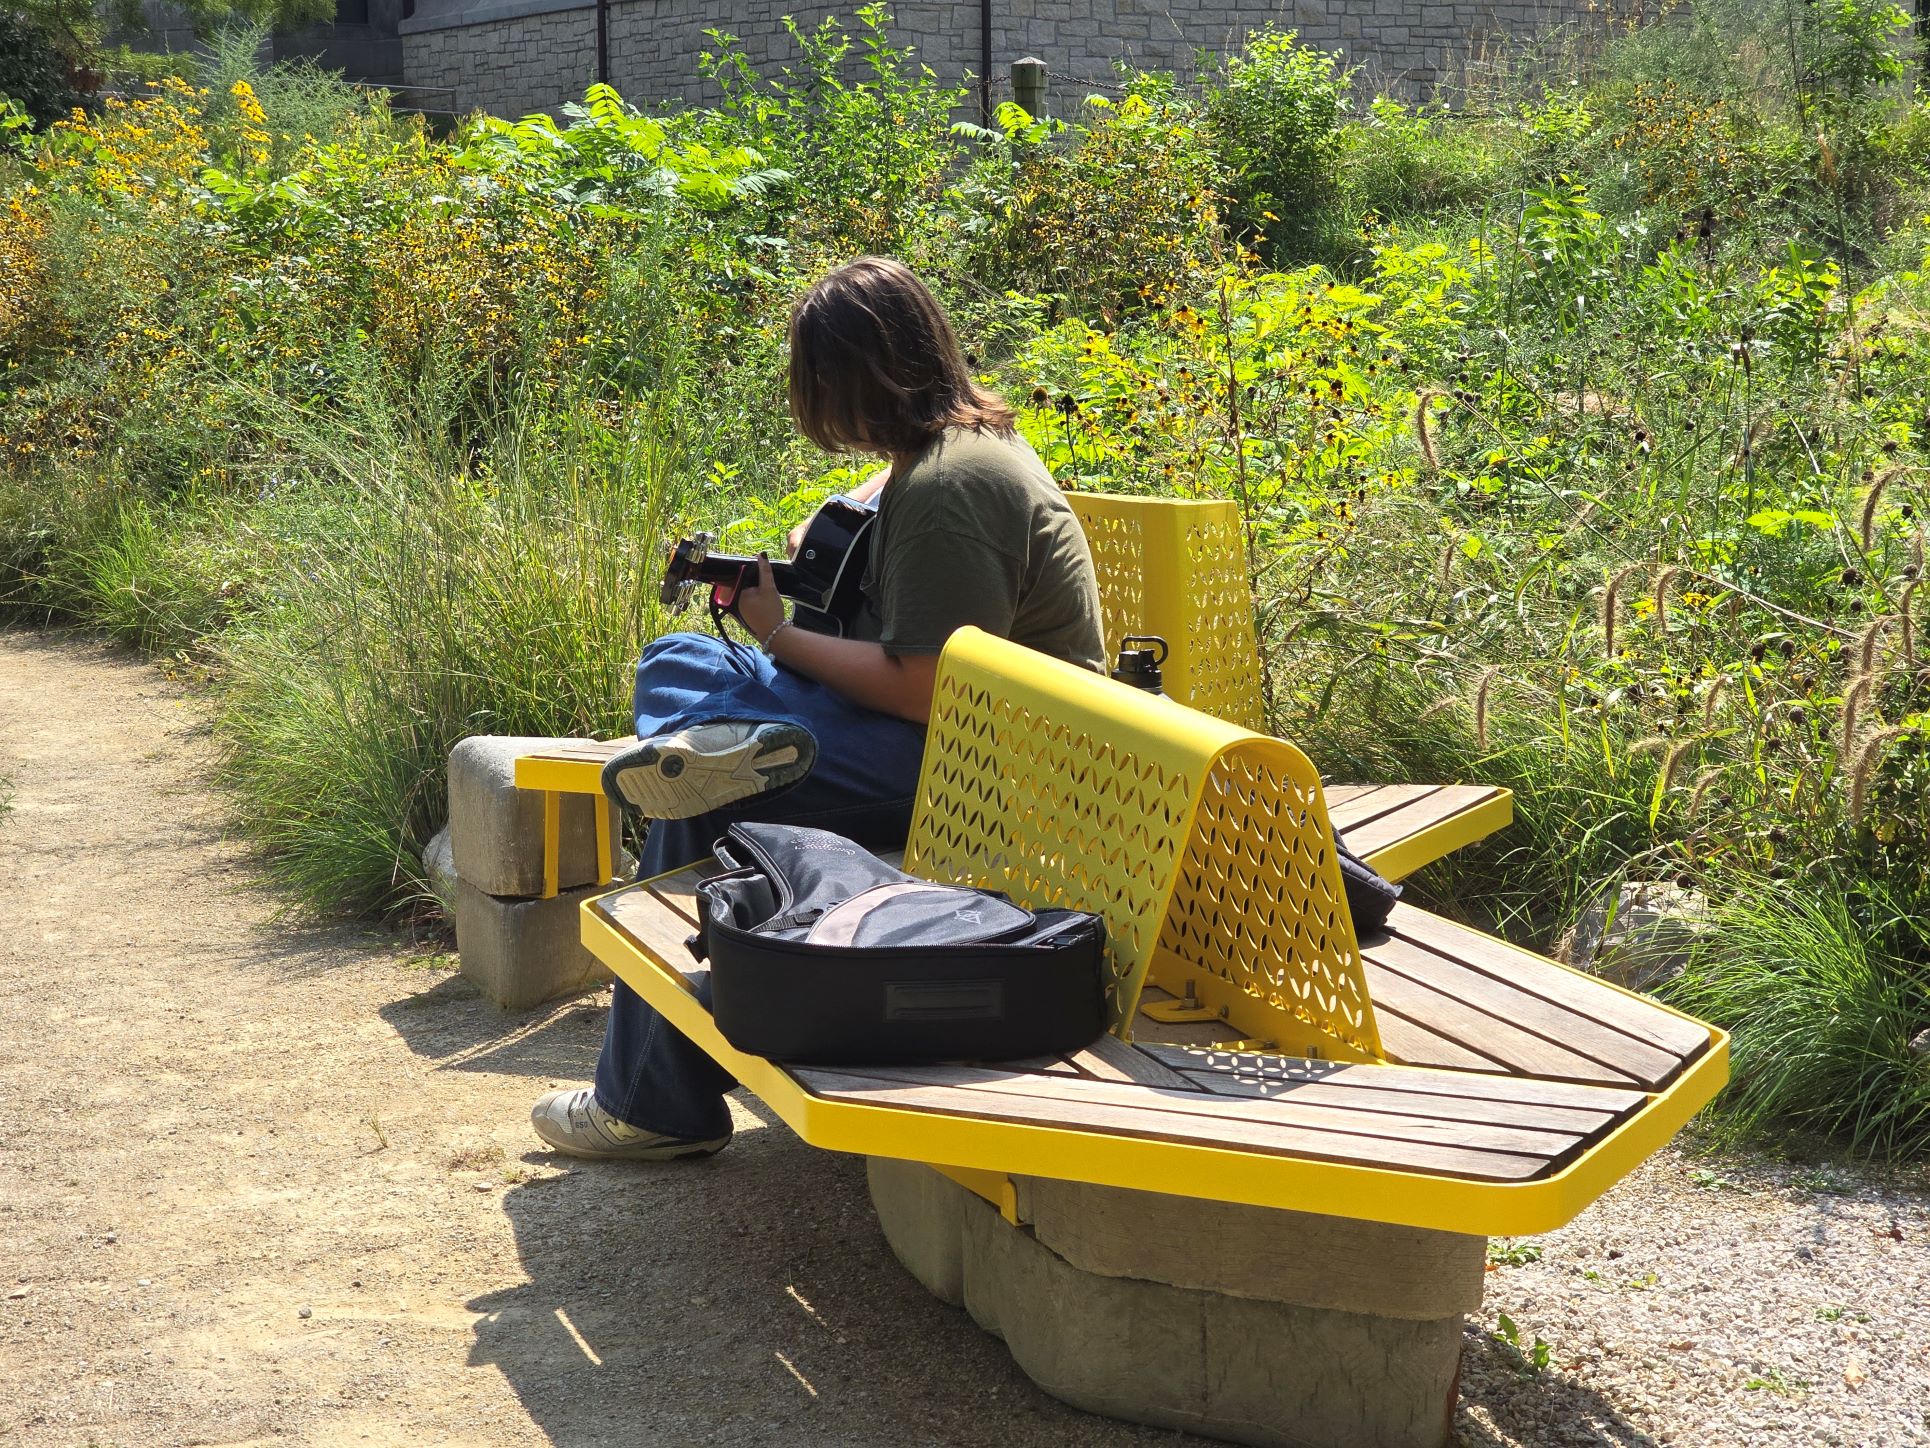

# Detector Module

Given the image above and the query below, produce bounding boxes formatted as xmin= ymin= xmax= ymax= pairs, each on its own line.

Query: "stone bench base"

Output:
xmin=867 ymin=1159 xmax=1483 ymax=1448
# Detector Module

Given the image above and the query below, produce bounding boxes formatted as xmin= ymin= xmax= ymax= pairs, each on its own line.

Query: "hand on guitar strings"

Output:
xmin=731 ymin=553 xmax=786 ymax=644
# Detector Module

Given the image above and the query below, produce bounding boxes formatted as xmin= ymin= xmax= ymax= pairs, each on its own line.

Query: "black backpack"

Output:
xmin=691 ymin=823 xmax=1108 ymax=1064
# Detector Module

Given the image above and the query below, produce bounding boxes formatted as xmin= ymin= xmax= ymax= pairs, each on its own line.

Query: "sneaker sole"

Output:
xmin=534 ymin=1132 xmax=732 ymax=1163
xmin=602 ymin=725 xmax=814 ymax=820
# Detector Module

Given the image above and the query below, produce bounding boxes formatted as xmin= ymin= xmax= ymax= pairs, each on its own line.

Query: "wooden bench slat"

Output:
xmin=1363 ymin=960 xmax=1643 ymax=1087
xmin=1069 ymin=1034 xmax=1200 ymax=1089
xmin=521 ymin=737 xmax=636 ymax=763
xmin=647 ymin=867 xmax=712 ymax=926
xmin=796 ymin=1069 xmax=1557 ymax=1182
xmin=601 ymin=888 xmax=708 ymax=984
xmin=1365 ymin=935 xmax=1685 ymax=1088
xmin=1165 ymin=1071 xmax=1627 ymax=1135
xmin=819 ymin=1063 xmax=1589 ymax=1158
xmin=1001 ymin=1055 xmax=1084 ymax=1076
xmin=1136 ymin=1044 xmax=1646 ymax=1113
xmin=1326 ymin=783 xmax=1441 ymax=832
xmin=1340 ymin=785 xmax=1506 ymax=857
xmin=1386 ymin=906 xmax=1712 ymax=1060
xmin=1320 ymin=784 xmax=1377 ymax=810
xmin=1370 ymin=1008 xmax=1516 ymax=1075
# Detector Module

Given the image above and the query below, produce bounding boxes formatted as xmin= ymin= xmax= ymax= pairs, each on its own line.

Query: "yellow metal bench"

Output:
xmin=585 ymin=628 xmax=1724 ymax=1234
xmin=576 ymin=628 xmax=1726 ymax=1444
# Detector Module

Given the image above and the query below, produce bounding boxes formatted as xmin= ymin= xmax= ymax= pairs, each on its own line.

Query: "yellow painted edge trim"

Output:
xmin=514 ymin=757 xmax=608 ymax=795
xmin=594 ymin=794 xmax=614 ymax=884
xmin=582 ymin=893 xmax=1730 ymax=1237
xmin=541 ymin=791 xmax=561 ymax=901
xmin=930 ymin=1163 xmax=1021 ymax=1224
xmin=1360 ymin=789 xmax=1515 ymax=884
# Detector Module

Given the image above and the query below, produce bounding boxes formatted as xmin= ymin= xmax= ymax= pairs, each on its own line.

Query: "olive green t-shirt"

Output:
xmin=849 ymin=427 xmax=1105 ymax=673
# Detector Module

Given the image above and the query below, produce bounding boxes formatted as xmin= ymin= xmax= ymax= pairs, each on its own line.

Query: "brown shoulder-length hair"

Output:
xmin=788 ymin=256 xmax=1015 ymax=459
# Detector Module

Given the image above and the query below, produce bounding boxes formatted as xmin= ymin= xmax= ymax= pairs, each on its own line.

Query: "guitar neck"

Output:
xmin=686 ymin=553 xmax=803 ymax=595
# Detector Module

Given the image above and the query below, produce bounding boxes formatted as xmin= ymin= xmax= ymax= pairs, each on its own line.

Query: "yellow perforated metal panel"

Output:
xmin=1154 ymin=742 xmax=1382 ymax=1062
xmin=906 ymin=628 xmax=1380 ymax=1062
xmin=1067 ymin=493 xmax=1266 ymax=731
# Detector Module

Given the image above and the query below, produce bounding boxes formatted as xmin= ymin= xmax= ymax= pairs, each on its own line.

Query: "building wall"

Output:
xmin=401 ymin=0 xmax=1595 ymax=121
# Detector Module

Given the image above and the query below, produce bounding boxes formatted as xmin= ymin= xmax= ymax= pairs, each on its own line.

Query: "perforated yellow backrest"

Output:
xmin=906 ymin=628 xmax=1381 ymax=1061
xmin=1066 ymin=493 xmax=1266 ymax=731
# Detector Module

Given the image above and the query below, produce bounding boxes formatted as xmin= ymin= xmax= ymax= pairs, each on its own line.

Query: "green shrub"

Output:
xmin=1205 ymin=28 xmax=1353 ymax=263
xmin=952 ymin=79 xmax=1227 ymax=319
xmin=698 ymin=4 xmax=965 ymax=258
xmin=1341 ymin=99 xmax=1522 ymax=226
xmin=0 ymin=13 xmax=84 ymax=127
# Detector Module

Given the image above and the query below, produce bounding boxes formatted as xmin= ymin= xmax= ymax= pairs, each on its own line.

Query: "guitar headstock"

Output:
xmin=659 ymin=531 xmax=715 ymax=611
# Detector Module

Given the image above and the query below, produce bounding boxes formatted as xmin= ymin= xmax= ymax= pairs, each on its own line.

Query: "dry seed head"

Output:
xmin=1473 ymin=665 xmax=1502 ymax=751
xmin=1732 ymin=418 xmax=1771 ymax=470
xmin=1841 ymin=673 xmax=1876 ymax=757
xmin=1860 ymin=465 xmax=1908 ymax=552
xmin=1438 ymin=542 xmax=1455 ymax=589
xmin=1413 ymin=389 xmax=1444 ymax=473
xmin=1857 ymin=614 xmax=1895 ymax=676
xmin=1850 ymin=725 xmax=1913 ymax=820
xmin=1687 ymin=766 xmax=1724 ymax=817
xmin=1653 ymin=566 xmax=1679 ymax=632
xmin=1629 ymin=735 xmax=1672 ymax=759
xmin=1901 ymin=579 xmax=1919 ymax=668
xmin=1701 ymin=676 xmax=1728 ymax=727
xmin=1419 ymin=694 xmax=1461 ymax=722
xmin=1661 ymin=737 xmax=1696 ymax=791
xmin=1602 ymin=562 xmax=1647 ymax=658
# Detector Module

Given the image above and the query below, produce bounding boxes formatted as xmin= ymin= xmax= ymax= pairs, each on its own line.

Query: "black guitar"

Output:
xmin=659 ymin=494 xmax=878 ymax=638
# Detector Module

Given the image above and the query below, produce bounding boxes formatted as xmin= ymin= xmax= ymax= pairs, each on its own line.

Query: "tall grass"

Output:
xmin=1666 ymin=877 xmax=1930 ymax=1157
xmin=215 ymin=386 xmax=694 ymax=915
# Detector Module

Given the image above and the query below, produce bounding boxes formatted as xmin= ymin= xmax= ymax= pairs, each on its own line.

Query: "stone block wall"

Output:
xmin=403 ymin=0 xmax=1596 ymax=123
xmin=403 ymin=1 xmax=598 ymax=117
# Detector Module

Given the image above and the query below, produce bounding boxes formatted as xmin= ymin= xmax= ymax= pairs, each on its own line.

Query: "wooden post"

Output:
xmin=1011 ymin=56 xmax=1047 ymax=121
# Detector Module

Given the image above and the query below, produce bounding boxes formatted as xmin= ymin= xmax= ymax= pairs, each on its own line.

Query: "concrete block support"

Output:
xmin=452 ymin=874 xmax=612 ymax=1009
xmin=449 ymin=734 xmax=619 ymax=898
xmin=867 ymin=1159 xmax=1480 ymax=1448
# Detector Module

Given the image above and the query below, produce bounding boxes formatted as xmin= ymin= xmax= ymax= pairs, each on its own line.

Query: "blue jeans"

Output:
xmin=592 ymin=631 xmax=927 ymax=1138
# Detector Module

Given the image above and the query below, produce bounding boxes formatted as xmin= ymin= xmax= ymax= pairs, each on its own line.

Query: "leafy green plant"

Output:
xmin=1688 ymin=1167 xmax=1742 ymax=1190
xmin=698 ymin=5 xmax=964 ymax=257
xmin=952 ymin=79 xmax=1226 ymax=320
xmin=1486 ymin=1240 xmax=1544 ymax=1266
xmin=1205 ymin=28 xmax=1353 ymax=263
xmin=0 ymin=13 xmax=86 ymax=127
xmin=1491 ymin=1313 xmax=1554 ymax=1375
xmin=1744 ymin=1364 xmax=1808 ymax=1395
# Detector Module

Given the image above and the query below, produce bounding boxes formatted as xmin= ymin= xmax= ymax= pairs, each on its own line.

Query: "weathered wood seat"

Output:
xmin=587 ymin=852 xmax=1715 ymax=1235
xmin=573 ymin=628 xmax=1727 ymax=1447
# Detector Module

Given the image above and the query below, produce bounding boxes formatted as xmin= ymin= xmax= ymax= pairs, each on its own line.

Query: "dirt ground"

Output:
xmin=1 ymin=627 xmax=1926 ymax=1448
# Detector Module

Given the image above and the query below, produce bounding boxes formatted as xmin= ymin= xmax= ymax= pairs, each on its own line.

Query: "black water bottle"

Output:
xmin=1111 ymin=635 xmax=1168 ymax=695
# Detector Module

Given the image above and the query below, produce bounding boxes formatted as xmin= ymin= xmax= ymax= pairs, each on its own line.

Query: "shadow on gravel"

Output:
xmin=1455 ymin=1331 xmax=1662 ymax=1447
xmin=465 ymin=1129 xmax=1195 ymax=1448
xmin=378 ymin=976 xmax=612 ymax=1081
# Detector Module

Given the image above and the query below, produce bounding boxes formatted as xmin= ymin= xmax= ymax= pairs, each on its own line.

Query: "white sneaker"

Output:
xmin=529 ymin=1088 xmax=731 ymax=1161
xmin=601 ymin=721 xmax=815 ymax=820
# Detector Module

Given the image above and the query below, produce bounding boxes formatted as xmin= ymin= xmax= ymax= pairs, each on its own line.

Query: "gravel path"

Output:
xmin=0 ymin=625 xmax=1926 ymax=1447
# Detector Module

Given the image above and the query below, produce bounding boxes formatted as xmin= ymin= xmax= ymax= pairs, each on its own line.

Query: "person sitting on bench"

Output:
xmin=530 ymin=255 xmax=1108 ymax=1160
